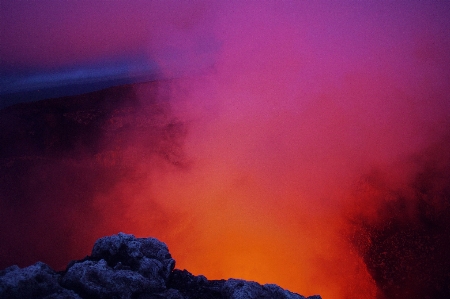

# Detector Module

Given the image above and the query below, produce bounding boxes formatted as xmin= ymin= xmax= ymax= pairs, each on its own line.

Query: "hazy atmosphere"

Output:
xmin=1 ymin=1 xmax=449 ymax=298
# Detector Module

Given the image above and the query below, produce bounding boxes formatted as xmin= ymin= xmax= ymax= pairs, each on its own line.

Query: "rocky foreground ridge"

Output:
xmin=0 ymin=233 xmax=321 ymax=299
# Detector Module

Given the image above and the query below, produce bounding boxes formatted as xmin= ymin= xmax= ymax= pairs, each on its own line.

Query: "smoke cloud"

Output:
xmin=1 ymin=1 xmax=450 ymax=298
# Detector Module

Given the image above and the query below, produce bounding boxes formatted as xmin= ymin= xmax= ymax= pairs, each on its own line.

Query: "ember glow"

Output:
xmin=1 ymin=1 xmax=450 ymax=298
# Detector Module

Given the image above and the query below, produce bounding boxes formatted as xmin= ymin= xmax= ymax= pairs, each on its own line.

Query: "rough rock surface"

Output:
xmin=0 ymin=233 xmax=321 ymax=299
xmin=0 ymin=262 xmax=81 ymax=299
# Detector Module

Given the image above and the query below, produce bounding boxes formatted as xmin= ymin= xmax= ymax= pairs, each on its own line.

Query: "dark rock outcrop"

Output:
xmin=0 ymin=262 xmax=81 ymax=299
xmin=0 ymin=233 xmax=321 ymax=299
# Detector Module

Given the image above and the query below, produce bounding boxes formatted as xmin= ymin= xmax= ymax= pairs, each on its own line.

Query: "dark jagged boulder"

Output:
xmin=0 ymin=262 xmax=81 ymax=299
xmin=168 ymin=269 xmax=319 ymax=299
xmin=60 ymin=233 xmax=176 ymax=299
xmin=223 ymin=279 xmax=312 ymax=299
xmin=0 ymin=233 xmax=321 ymax=299
xmin=167 ymin=269 xmax=224 ymax=299
xmin=90 ymin=233 xmax=175 ymax=282
xmin=61 ymin=259 xmax=163 ymax=299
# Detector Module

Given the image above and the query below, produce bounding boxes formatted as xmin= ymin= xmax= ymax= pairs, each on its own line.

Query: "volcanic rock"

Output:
xmin=0 ymin=233 xmax=321 ymax=299
xmin=0 ymin=262 xmax=81 ymax=299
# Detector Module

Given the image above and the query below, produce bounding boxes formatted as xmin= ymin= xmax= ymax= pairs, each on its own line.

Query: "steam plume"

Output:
xmin=1 ymin=1 xmax=450 ymax=298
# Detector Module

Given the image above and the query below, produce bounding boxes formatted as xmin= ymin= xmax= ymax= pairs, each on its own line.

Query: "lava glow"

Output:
xmin=1 ymin=1 xmax=450 ymax=299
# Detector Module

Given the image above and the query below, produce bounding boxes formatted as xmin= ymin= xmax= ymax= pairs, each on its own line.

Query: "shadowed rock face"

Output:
xmin=0 ymin=233 xmax=321 ymax=299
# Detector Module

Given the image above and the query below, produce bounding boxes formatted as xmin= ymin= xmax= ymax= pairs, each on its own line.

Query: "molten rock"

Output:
xmin=0 ymin=233 xmax=321 ymax=299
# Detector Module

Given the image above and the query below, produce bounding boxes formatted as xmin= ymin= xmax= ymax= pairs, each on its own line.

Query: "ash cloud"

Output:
xmin=1 ymin=1 xmax=450 ymax=299
xmin=151 ymin=2 xmax=450 ymax=298
xmin=345 ymin=135 xmax=450 ymax=299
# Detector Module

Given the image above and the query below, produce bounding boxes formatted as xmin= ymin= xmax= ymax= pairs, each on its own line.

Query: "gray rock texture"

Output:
xmin=0 ymin=233 xmax=321 ymax=299
xmin=0 ymin=262 xmax=81 ymax=299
